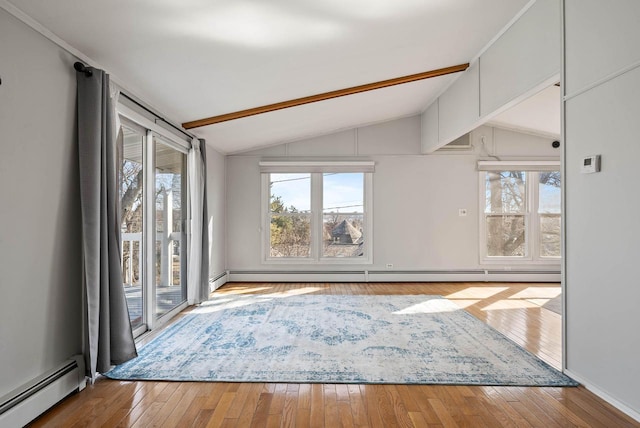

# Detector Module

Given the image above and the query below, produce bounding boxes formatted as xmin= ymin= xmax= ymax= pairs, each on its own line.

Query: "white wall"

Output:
xmin=422 ymin=0 xmax=561 ymax=152
xmin=0 ymin=9 xmax=82 ymax=397
xmin=205 ymin=145 xmax=227 ymax=281
xmin=438 ymin=61 xmax=480 ymax=143
xmin=226 ymin=116 xmax=561 ymax=277
xmin=563 ymin=0 xmax=640 ymax=418
xmin=480 ymin=0 xmax=560 ymax=116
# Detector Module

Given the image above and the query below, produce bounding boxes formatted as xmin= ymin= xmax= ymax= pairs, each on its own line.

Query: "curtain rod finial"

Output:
xmin=74 ymin=61 xmax=93 ymax=77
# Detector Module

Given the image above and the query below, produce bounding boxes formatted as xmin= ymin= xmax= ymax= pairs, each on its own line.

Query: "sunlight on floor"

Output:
xmin=445 ymin=287 xmax=509 ymax=299
xmin=448 ymin=299 xmax=481 ymax=309
xmin=197 ymin=296 xmax=275 ymax=313
xmin=526 ymin=298 xmax=552 ymax=307
xmin=211 ymin=283 xmax=562 ymax=319
xmin=269 ymin=287 xmax=326 ymax=296
xmin=481 ymin=286 xmax=561 ymax=311
xmin=393 ymin=298 xmax=459 ymax=314
xmin=442 ymin=285 xmax=561 ymax=312
xmin=198 ymin=286 xmax=327 ymax=314
xmin=510 ymin=287 xmax=561 ymax=299
xmin=218 ymin=286 xmax=274 ymax=295
xmin=483 ymin=299 xmax=541 ymax=311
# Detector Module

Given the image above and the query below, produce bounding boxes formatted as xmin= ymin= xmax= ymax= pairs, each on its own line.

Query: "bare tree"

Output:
xmin=487 ymin=171 xmax=526 ymax=256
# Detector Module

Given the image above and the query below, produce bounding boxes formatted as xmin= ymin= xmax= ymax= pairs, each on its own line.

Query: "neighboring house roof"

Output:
xmin=331 ymin=219 xmax=362 ymax=243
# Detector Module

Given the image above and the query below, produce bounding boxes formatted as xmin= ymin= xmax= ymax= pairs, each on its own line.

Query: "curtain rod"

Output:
xmin=73 ymin=61 xmax=195 ymax=141
xmin=120 ymin=93 xmax=195 ymax=141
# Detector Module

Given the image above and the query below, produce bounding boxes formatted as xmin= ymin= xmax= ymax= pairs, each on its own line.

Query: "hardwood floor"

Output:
xmin=29 ymin=282 xmax=639 ymax=427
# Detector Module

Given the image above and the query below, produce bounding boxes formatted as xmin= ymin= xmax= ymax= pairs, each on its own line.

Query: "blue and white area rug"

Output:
xmin=106 ymin=294 xmax=577 ymax=386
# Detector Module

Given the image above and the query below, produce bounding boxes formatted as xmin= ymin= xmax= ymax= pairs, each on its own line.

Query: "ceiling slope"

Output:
xmin=7 ymin=0 xmax=530 ymax=153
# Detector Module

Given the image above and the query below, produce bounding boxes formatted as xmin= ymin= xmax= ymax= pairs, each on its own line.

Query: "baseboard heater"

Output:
xmin=229 ymin=270 xmax=364 ymax=275
xmin=369 ymin=269 xmax=560 ymax=275
xmin=228 ymin=269 xmax=561 ymax=282
xmin=209 ymin=271 xmax=229 ymax=291
xmin=0 ymin=355 xmax=86 ymax=428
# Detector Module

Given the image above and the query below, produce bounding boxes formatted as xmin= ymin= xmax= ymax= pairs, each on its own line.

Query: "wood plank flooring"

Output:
xmin=29 ymin=282 xmax=639 ymax=427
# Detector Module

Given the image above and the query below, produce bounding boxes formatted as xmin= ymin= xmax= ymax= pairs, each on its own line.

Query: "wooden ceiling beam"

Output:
xmin=182 ymin=63 xmax=469 ymax=129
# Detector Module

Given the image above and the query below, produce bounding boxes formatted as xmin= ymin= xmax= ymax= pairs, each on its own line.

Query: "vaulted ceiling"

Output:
xmin=8 ymin=0 xmax=531 ymax=153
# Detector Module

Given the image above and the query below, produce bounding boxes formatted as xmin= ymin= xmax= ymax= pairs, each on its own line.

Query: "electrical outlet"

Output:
xmin=459 ymin=208 xmax=468 ymax=217
xmin=386 ymin=263 xmax=393 ymax=269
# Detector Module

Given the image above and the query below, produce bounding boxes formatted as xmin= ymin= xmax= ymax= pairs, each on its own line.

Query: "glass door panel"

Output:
xmin=119 ymin=125 xmax=145 ymax=331
xmin=154 ymin=137 xmax=187 ymax=317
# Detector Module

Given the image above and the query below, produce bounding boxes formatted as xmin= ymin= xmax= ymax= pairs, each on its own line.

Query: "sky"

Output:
xmin=539 ymin=183 xmax=561 ymax=213
xmin=270 ymin=173 xmax=364 ymax=213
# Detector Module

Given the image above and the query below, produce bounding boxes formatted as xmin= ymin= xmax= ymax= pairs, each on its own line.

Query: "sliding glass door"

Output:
xmin=120 ymin=123 xmax=146 ymax=331
xmin=118 ymin=114 xmax=189 ymax=337
xmin=154 ymin=137 xmax=187 ymax=318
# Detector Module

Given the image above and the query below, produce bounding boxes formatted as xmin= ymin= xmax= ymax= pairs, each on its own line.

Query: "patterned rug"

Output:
xmin=106 ymin=294 xmax=577 ymax=386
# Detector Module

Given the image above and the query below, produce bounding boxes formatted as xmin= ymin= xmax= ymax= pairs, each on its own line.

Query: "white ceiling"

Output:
xmin=490 ymin=85 xmax=561 ymax=137
xmin=8 ymin=0 xmax=530 ymax=153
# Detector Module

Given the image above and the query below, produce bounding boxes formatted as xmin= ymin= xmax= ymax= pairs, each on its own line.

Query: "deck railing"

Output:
xmin=121 ymin=231 xmax=182 ymax=288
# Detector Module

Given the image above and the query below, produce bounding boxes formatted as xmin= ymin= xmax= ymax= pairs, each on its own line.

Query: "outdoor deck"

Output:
xmin=124 ymin=285 xmax=185 ymax=325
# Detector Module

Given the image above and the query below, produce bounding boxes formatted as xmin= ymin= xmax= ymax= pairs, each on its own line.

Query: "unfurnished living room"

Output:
xmin=1 ymin=0 xmax=640 ymax=427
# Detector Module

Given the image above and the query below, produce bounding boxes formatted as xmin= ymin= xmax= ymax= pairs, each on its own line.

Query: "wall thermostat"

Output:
xmin=581 ymin=155 xmax=601 ymax=174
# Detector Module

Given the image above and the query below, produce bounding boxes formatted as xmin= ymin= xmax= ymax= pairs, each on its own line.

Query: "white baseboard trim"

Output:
xmin=227 ymin=270 xmax=561 ymax=283
xmin=230 ymin=271 xmax=366 ymax=283
xmin=563 ymin=370 xmax=640 ymax=423
xmin=209 ymin=271 xmax=229 ymax=291
xmin=0 ymin=355 xmax=86 ymax=427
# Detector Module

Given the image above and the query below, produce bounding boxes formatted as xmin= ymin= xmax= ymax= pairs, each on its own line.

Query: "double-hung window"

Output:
xmin=261 ymin=162 xmax=373 ymax=263
xmin=479 ymin=161 xmax=561 ymax=263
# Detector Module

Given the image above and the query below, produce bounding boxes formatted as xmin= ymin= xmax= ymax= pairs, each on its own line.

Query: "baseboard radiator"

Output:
xmin=0 ymin=355 xmax=86 ymax=428
xmin=209 ymin=271 xmax=229 ymax=291
xmin=227 ymin=269 xmax=561 ymax=283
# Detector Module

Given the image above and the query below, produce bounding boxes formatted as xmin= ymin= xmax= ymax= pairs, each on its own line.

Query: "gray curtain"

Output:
xmin=199 ymin=139 xmax=210 ymax=302
xmin=76 ymin=67 xmax=137 ymax=379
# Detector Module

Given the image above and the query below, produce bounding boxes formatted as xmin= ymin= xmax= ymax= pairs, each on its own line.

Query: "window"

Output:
xmin=480 ymin=166 xmax=561 ymax=262
xmin=269 ymin=173 xmax=312 ymax=258
xmin=538 ymin=171 xmax=561 ymax=258
xmin=262 ymin=164 xmax=372 ymax=263
xmin=484 ymin=171 xmax=527 ymax=257
xmin=322 ymin=173 xmax=365 ymax=258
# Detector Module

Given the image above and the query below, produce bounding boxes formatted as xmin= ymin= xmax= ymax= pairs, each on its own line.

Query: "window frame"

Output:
xmin=261 ymin=170 xmax=373 ymax=264
xmin=479 ymin=167 xmax=561 ymax=265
